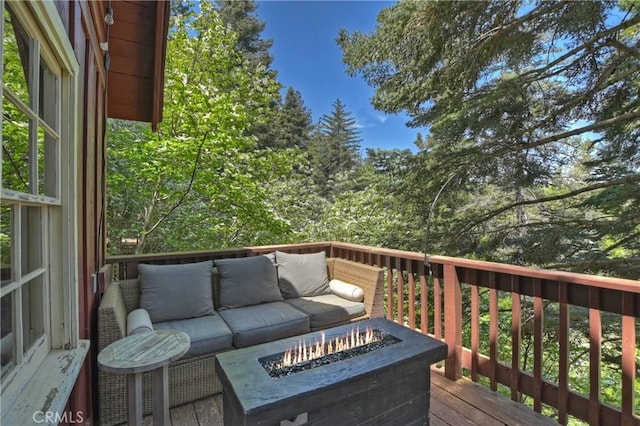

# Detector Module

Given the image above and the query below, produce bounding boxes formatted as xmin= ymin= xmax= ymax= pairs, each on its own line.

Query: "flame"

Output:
xmin=278 ymin=327 xmax=378 ymax=368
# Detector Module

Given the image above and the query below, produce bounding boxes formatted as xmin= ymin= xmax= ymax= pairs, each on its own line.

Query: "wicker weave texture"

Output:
xmin=97 ymin=282 xmax=126 ymax=353
xmin=119 ymin=279 xmax=141 ymax=314
xmin=331 ymin=258 xmax=385 ymax=320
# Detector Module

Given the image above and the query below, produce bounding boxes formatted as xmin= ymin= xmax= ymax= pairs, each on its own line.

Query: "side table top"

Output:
xmin=98 ymin=329 xmax=190 ymax=374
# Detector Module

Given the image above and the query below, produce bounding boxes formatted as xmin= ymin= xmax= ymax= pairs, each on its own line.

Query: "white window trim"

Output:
xmin=1 ymin=0 xmax=82 ymax=411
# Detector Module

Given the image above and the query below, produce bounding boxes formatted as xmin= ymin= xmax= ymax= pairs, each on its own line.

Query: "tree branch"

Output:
xmin=139 ymin=131 xmax=210 ymax=246
xmin=473 ymin=1 xmax=570 ymax=47
xmin=599 ymin=231 xmax=640 ymax=256
xmin=606 ymin=38 xmax=640 ymax=61
xmin=458 ymin=175 xmax=640 ymax=236
xmin=517 ymin=15 xmax=640 ymax=83
xmin=486 ymin=110 xmax=640 ymax=158
xmin=2 ymin=144 xmax=29 ymax=191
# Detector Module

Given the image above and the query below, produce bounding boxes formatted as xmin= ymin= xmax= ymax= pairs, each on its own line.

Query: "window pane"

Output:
xmin=3 ymin=5 xmax=31 ymax=106
xmin=21 ymin=207 xmax=42 ymax=275
xmin=1 ymin=97 xmax=30 ymax=193
xmin=22 ymin=276 xmax=45 ymax=355
xmin=0 ymin=205 xmax=12 ymax=286
xmin=39 ymin=126 xmax=58 ymax=198
xmin=1 ymin=293 xmax=15 ymax=378
xmin=39 ymin=60 xmax=58 ymax=130
xmin=37 ymin=126 xmax=45 ymax=196
xmin=39 ymin=60 xmax=60 ymax=198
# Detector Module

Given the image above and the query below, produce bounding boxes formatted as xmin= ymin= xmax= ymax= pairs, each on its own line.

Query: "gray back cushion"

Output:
xmin=139 ymin=260 xmax=214 ymax=323
xmin=215 ymin=255 xmax=283 ymax=309
xmin=275 ymin=251 xmax=330 ymax=298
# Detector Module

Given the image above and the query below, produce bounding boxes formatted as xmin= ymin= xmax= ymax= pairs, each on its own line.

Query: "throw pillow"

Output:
xmin=275 ymin=251 xmax=330 ymax=298
xmin=215 ymin=255 xmax=282 ymax=310
xmin=139 ymin=260 xmax=214 ymax=323
xmin=329 ymin=279 xmax=364 ymax=302
xmin=127 ymin=308 xmax=153 ymax=335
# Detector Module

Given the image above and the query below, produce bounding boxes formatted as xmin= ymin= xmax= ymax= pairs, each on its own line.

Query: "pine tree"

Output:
xmin=280 ymin=88 xmax=313 ymax=149
xmin=215 ymin=0 xmax=273 ymax=69
xmin=214 ymin=0 xmax=284 ymax=150
xmin=307 ymin=99 xmax=362 ymax=197
xmin=259 ymin=87 xmax=313 ymax=150
xmin=318 ymin=98 xmax=362 ymax=172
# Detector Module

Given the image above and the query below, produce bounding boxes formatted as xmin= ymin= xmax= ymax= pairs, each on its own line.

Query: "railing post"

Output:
xmin=386 ymin=257 xmax=394 ymax=322
xmin=589 ymin=287 xmax=602 ymax=425
xmin=98 ymin=263 xmax=112 ymax=293
xmin=621 ymin=292 xmax=636 ymax=426
xmin=443 ymin=264 xmax=462 ymax=380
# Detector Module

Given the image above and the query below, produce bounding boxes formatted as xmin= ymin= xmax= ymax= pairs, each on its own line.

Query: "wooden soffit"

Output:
xmin=98 ymin=1 xmax=170 ymax=130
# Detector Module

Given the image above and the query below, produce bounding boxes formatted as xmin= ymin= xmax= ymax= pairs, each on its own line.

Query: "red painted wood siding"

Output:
xmin=57 ymin=1 xmax=108 ymax=423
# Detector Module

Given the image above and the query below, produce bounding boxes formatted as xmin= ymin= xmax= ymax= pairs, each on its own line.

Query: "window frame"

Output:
xmin=0 ymin=0 xmax=79 ymax=403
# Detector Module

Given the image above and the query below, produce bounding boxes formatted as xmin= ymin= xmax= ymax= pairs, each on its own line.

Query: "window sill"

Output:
xmin=1 ymin=340 xmax=90 ymax=425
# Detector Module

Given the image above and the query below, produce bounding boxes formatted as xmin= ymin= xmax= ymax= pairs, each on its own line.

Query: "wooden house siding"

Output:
xmin=106 ymin=0 xmax=169 ymax=129
xmin=46 ymin=2 xmax=107 ymax=423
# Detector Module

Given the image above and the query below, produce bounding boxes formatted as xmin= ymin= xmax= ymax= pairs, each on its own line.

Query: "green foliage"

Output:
xmin=262 ymin=150 xmax=328 ymax=241
xmin=107 ymin=0 xmax=290 ymax=254
xmin=339 ymin=0 xmax=640 ymax=278
xmin=2 ymin=10 xmax=30 ymax=193
xmin=0 ymin=208 xmax=9 ymax=268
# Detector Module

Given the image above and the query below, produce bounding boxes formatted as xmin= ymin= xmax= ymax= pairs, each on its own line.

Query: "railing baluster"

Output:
xmin=471 ymin=272 xmax=480 ymax=382
xmin=126 ymin=261 xmax=139 ymax=279
xmin=419 ymin=269 xmax=428 ymax=335
xmin=408 ymin=261 xmax=416 ymax=330
xmin=510 ymin=276 xmax=521 ymax=402
xmin=589 ymin=287 xmax=602 ymax=425
xmin=489 ymin=272 xmax=498 ymax=392
xmin=434 ymin=275 xmax=442 ymax=341
xmin=621 ymin=292 xmax=635 ymax=426
xmin=386 ymin=256 xmax=394 ymax=322
xmin=533 ymin=278 xmax=543 ymax=412
xmin=558 ymin=281 xmax=569 ymax=425
xmin=396 ymin=258 xmax=405 ymax=325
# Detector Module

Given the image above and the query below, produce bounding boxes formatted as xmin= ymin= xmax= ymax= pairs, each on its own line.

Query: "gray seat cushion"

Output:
xmin=218 ymin=302 xmax=310 ymax=348
xmin=154 ymin=314 xmax=233 ymax=357
xmin=286 ymin=294 xmax=365 ymax=329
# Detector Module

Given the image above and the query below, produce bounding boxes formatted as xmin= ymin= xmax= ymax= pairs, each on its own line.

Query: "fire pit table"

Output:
xmin=215 ymin=317 xmax=447 ymax=426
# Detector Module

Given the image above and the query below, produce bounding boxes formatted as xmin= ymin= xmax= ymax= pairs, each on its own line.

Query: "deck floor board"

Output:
xmin=133 ymin=369 xmax=556 ymax=425
xmin=193 ymin=393 xmax=223 ymax=426
xmin=430 ymin=370 xmax=557 ymax=425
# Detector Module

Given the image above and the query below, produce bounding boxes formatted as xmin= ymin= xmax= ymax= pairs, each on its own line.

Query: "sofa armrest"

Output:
xmin=98 ymin=282 xmax=127 ymax=351
xmin=328 ymin=258 xmax=385 ymax=319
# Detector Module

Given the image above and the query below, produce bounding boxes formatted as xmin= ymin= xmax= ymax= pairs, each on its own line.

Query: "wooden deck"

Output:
xmin=133 ymin=368 xmax=557 ymax=426
xmin=429 ymin=371 xmax=557 ymax=425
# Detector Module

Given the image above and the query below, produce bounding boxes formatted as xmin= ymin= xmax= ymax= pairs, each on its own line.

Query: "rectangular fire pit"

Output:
xmin=215 ymin=318 xmax=447 ymax=426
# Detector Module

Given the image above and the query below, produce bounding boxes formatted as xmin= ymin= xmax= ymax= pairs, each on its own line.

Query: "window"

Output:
xmin=1 ymin=0 xmax=78 ymax=397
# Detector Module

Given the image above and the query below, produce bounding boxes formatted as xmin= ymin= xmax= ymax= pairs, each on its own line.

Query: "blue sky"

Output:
xmin=256 ymin=0 xmax=421 ymax=153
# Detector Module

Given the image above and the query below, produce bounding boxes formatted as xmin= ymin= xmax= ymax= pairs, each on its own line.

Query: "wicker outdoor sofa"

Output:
xmin=97 ymin=254 xmax=385 ymax=425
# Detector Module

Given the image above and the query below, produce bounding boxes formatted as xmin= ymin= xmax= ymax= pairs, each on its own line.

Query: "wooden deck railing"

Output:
xmin=106 ymin=241 xmax=640 ymax=425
